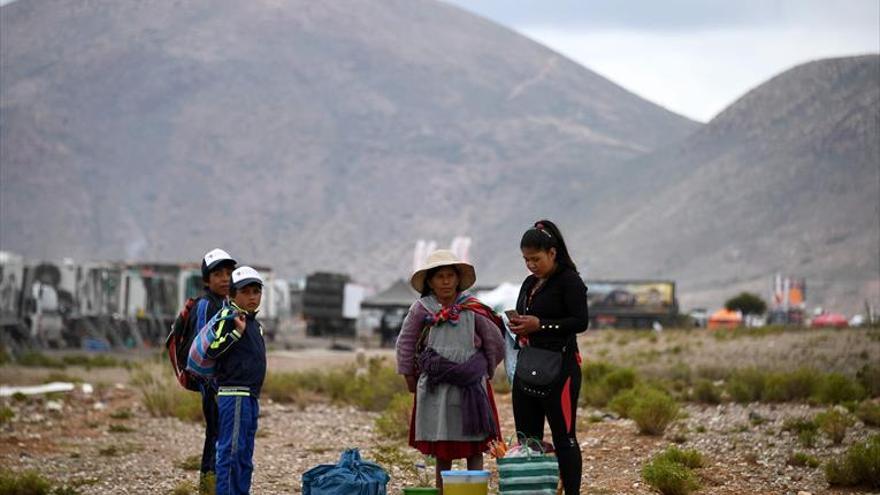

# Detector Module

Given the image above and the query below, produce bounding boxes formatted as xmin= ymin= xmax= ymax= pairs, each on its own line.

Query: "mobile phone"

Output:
xmin=504 ymin=309 xmax=519 ymax=320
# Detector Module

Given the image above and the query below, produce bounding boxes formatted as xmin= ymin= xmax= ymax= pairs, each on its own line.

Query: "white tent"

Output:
xmin=474 ymin=282 xmax=520 ymax=312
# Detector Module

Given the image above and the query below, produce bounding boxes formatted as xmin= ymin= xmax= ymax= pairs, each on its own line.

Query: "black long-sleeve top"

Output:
xmin=515 ymin=265 xmax=589 ymax=351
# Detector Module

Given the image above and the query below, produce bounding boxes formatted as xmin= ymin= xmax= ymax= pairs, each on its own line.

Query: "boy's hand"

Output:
xmin=233 ymin=313 xmax=246 ymax=333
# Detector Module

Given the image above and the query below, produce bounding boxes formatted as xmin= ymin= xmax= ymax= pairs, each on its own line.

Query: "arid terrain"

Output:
xmin=1 ymin=327 xmax=879 ymax=494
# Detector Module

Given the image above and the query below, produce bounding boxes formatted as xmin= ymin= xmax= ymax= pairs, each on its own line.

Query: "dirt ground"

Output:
xmin=1 ymin=327 xmax=879 ymax=494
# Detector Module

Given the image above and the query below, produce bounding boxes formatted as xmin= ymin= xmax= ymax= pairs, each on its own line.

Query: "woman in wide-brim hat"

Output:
xmin=395 ymin=249 xmax=505 ymax=491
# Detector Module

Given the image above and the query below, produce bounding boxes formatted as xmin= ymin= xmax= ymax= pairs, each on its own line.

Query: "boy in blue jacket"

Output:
xmin=189 ymin=248 xmax=236 ymax=484
xmin=206 ymin=266 xmax=267 ymax=495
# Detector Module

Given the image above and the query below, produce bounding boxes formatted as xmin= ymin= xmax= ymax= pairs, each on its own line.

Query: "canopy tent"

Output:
xmin=361 ymin=279 xmax=417 ymax=310
xmin=708 ymin=308 xmax=742 ymax=329
xmin=474 ymin=282 xmax=520 ymax=312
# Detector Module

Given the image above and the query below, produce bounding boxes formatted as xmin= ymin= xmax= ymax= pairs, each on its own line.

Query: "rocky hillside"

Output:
xmin=3 ymin=1 xmax=876 ymax=313
xmin=0 ymin=0 xmax=697 ymax=285
xmin=570 ymin=55 xmax=880 ymax=312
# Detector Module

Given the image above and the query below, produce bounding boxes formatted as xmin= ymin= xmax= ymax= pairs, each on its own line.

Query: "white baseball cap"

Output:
xmin=231 ymin=266 xmax=264 ymax=289
xmin=202 ymin=248 xmax=236 ymax=276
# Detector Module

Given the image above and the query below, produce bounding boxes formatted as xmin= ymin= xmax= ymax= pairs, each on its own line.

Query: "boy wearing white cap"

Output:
xmin=206 ymin=266 xmax=266 ymax=495
xmin=189 ymin=248 xmax=237 ymax=484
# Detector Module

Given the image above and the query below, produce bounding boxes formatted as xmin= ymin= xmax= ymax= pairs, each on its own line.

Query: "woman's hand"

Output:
xmin=508 ymin=315 xmax=540 ymax=336
xmin=404 ymin=375 xmax=418 ymax=393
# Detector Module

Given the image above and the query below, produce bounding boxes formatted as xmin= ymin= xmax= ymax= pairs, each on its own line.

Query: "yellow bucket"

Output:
xmin=440 ymin=470 xmax=489 ymax=495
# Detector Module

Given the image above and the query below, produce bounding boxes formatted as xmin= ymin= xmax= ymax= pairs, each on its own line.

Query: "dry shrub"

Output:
xmin=130 ymin=367 xmax=202 ymax=422
xmin=642 ymin=446 xmax=702 ymax=495
xmin=856 ymin=400 xmax=880 ymax=427
xmin=787 ymin=452 xmax=820 ymax=468
xmin=375 ymin=393 xmax=413 ymax=441
xmin=726 ymin=368 xmax=767 ymax=403
xmin=815 ymin=373 xmax=866 ymax=405
xmin=582 ymin=363 xmax=637 ymax=407
xmin=630 ymin=388 xmax=680 ymax=435
xmin=816 ymin=408 xmax=854 ymax=444
xmin=825 ymin=434 xmax=880 ymax=488
xmin=692 ymin=379 xmax=722 ymax=404
xmin=763 ymin=368 xmax=821 ymax=402
xmin=856 ymin=363 xmax=880 ymax=397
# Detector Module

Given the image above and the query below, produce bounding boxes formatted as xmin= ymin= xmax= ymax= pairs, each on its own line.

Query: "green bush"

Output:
xmin=691 ymin=379 xmax=722 ymax=404
xmin=170 ymin=482 xmax=196 ymax=495
xmin=199 ymin=472 xmax=216 ymax=495
xmin=630 ymin=388 xmax=680 ymax=435
xmin=16 ymin=351 xmax=65 ymax=368
xmin=608 ymin=387 xmax=641 ymax=418
xmin=799 ymin=430 xmax=818 ymax=448
xmin=0 ymin=468 xmax=81 ymax=495
xmin=131 ymin=368 xmax=203 ymax=422
xmin=656 ymin=446 xmax=704 ymax=468
xmin=108 ymin=409 xmax=132 ymax=420
xmin=783 ymin=417 xmax=819 ymax=448
xmin=263 ymin=358 xmax=406 ymax=412
xmin=856 ymin=401 xmax=880 ymax=427
xmin=642 ymin=447 xmax=702 ymax=495
xmin=695 ymin=366 xmax=732 ymax=382
xmin=856 ymin=364 xmax=880 ymax=397
xmin=825 ymin=434 xmax=880 ymax=488
xmin=816 ymin=408 xmax=854 ymax=445
xmin=60 ymin=354 xmax=122 ymax=368
xmin=764 ymin=368 xmax=821 ymax=402
xmin=0 ymin=406 xmax=14 ymax=425
xmin=582 ymin=361 xmax=615 ymax=384
xmin=0 ymin=469 xmax=52 ymax=494
xmin=108 ymin=424 xmax=134 ymax=433
xmin=262 ymin=370 xmax=321 ymax=405
xmin=787 ymin=452 xmax=820 ymax=468
xmin=177 ymin=454 xmax=201 ymax=471
xmin=374 ymin=393 xmax=413 ymax=441
xmin=726 ymin=368 xmax=767 ymax=403
xmin=720 ymin=368 xmax=865 ymax=404
xmin=345 ymin=358 xmax=408 ymax=411
xmin=582 ymin=363 xmax=637 ymax=407
xmin=814 ymin=373 xmax=866 ymax=404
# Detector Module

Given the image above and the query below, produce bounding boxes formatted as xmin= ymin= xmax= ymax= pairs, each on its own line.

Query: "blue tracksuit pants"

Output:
xmin=216 ymin=395 xmax=259 ymax=495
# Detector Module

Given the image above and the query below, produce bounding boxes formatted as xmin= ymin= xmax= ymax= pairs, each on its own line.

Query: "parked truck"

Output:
xmin=302 ymin=272 xmax=364 ymax=338
xmin=0 ymin=253 xmax=281 ymax=353
xmin=587 ymin=279 xmax=678 ymax=328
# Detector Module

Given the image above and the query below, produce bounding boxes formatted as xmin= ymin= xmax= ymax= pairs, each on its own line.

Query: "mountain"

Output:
xmin=0 ymin=0 xmax=698 ymax=288
xmin=570 ymin=55 xmax=879 ymax=313
xmin=3 ymin=1 xmax=876 ymax=314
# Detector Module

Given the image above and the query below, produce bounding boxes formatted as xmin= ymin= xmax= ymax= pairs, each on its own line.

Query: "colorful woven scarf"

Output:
xmin=423 ymin=292 xmax=503 ymax=328
xmin=415 ymin=292 xmax=503 ymax=355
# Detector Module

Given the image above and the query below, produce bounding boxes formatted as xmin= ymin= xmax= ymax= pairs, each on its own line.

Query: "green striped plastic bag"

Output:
xmin=497 ymin=439 xmax=559 ymax=495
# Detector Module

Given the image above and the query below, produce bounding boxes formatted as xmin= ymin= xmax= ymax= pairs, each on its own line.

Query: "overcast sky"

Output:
xmin=443 ymin=0 xmax=880 ymax=122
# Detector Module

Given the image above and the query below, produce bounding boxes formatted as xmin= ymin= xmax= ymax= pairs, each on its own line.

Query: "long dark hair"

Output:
xmin=420 ymin=266 xmax=462 ymax=297
xmin=520 ymin=219 xmax=578 ymax=273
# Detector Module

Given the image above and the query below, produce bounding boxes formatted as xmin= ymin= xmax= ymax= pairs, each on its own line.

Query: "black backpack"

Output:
xmin=164 ymin=297 xmax=201 ymax=391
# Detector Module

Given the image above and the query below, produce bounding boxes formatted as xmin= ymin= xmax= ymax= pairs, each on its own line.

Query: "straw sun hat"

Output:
xmin=410 ymin=249 xmax=476 ymax=293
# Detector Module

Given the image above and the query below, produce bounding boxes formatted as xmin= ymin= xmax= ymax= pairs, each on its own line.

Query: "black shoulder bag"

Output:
xmin=514 ymin=336 xmax=574 ymax=399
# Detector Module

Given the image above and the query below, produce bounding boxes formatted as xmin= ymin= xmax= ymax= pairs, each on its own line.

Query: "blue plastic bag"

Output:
xmin=302 ymin=448 xmax=389 ymax=495
xmin=504 ymin=325 xmax=519 ymax=385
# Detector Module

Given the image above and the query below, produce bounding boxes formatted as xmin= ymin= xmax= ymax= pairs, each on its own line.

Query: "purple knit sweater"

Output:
xmin=396 ymin=299 xmax=505 ymax=378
